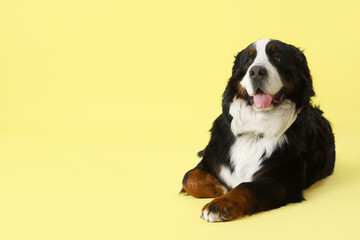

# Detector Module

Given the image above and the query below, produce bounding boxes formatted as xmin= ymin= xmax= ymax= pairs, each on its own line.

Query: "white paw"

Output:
xmin=200 ymin=208 xmax=222 ymax=222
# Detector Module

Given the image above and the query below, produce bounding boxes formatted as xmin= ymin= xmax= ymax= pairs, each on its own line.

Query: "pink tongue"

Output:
xmin=253 ymin=93 xmax=274 ymax=108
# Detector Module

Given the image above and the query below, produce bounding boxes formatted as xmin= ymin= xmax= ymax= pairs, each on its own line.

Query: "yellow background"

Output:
xmin=1 ymin=0 xmax=359 ymax=239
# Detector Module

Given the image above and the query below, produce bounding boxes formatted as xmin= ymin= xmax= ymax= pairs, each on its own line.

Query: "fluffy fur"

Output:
xmin=181 ymin=39 xmax=335 ymax=222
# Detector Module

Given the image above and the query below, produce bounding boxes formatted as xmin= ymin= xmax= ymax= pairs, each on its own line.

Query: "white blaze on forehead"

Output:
xmin=240 ymin=38 xmax=283 ymax=96
xmin=252 ymin=38 xmax=271 ymax=65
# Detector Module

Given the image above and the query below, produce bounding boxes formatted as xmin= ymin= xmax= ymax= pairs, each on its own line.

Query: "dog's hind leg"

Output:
xmin=180 ymin=168 xmax=228 ymax=198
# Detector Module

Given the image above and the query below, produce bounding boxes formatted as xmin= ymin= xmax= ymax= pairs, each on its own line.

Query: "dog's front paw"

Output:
xmin=200 ymin=196 xmax=245 ymax=222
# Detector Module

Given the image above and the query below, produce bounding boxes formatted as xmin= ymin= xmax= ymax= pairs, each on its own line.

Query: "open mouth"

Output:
xmin=253 ymin=88 xmax=286 ymax=109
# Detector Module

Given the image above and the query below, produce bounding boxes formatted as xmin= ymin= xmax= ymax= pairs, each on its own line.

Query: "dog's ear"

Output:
xmin=222 ymin=82 xmax=232 ymax=123
xmin=222 ymin=50 xmax=245 ymax=124
xmin=232 ymin=50 xmax=244 ymax=76
xmin=289 ymin=45 xmax=315 ymax=104
xmin=290 ymin=45 xmax=312 ymax=82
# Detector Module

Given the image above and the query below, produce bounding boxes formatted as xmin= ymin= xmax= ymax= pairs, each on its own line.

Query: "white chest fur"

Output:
xmin=219 ymin=99 xmax=298 ymax=189
xmin=220 ymin=133 xmax=287 ymax=189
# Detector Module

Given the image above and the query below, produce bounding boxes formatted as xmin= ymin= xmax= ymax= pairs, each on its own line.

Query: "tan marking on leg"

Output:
xmin=182 ymin=168 xmax=228 ymax=198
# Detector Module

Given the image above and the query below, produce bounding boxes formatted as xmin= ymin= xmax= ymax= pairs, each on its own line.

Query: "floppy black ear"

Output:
xmin=222 ymin=50 xmax=245 ymax=124
xmin=231 ymin=50 xmax=244 ymax=76
xmin=221 ymin=82 xmax=233 ymax=124
xmin=290 ymin=46 xmax=312 ymax=82
xmin=289 ymin=45 xmax=315 ymax=104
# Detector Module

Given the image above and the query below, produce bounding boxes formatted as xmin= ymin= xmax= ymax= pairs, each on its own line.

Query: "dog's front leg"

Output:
xmin=201 ymin=179 xmax=303 ymax=222
xmin=181 ymin=167 xmax=228 ymax=198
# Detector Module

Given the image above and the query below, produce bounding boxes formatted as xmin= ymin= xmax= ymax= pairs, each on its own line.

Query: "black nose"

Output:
xmin=249 ymin=66 xmax=268 ymax=81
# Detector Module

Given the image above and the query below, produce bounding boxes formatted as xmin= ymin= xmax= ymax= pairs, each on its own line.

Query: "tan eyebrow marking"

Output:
xmin=268 ymin=44 xmax=276 ymax=51
xmin=249 ymin=48 xmax=255 ymax=55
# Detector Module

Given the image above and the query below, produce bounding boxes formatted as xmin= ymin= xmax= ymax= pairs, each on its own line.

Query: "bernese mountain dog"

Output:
xmin=180 ymin=39 xmax=335 ymax=222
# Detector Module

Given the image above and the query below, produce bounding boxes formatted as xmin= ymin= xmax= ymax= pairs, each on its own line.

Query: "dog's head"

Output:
xmin=223 ymin=39 xmax=314 ymax=116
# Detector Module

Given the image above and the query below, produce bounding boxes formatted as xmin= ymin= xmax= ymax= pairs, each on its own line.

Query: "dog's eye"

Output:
xmin=274 ymin=56 xmax=281 ymax=62
xmin=247 ymin=59 xmax=253 ymax=64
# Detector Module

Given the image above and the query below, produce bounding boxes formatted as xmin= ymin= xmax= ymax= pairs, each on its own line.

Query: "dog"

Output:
xmin=180 ymin=39 xmax=335 ymax=222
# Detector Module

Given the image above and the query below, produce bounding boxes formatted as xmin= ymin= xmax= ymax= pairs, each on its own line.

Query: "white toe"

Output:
xmin=201 ymin=208 xmax=222 ymax=222
xmin=203 ymin=209 xmax=209 ymax=221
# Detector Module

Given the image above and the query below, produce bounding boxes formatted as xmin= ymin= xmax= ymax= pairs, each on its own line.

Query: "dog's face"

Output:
xmin=223 ymin=39 xmax=314 ymax=112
